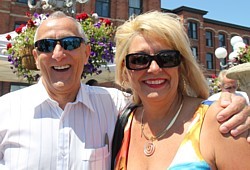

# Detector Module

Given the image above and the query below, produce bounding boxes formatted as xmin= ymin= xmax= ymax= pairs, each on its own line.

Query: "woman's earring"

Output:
xmin=181 ymin=75 xmax=187 ymax=95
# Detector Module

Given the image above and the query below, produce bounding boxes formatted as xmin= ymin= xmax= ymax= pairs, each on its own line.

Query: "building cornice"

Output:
xmin=204 ymin=18 xmax=250 ymax=31
xmin=162 ymin=6 xmax=208 ymax=15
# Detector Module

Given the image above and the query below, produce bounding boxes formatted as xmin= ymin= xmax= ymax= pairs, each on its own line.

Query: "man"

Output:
xmin=208 ymin=69 xmax=250 ymax=105
xmin=0 ymin=11 xmax=249 ymax=169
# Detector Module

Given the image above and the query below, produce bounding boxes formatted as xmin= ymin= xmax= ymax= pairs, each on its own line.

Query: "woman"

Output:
xmin=113 ymin=11 xmax=250 ymax=169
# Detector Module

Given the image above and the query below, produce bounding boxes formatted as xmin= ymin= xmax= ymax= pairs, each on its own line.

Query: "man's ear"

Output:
xmin=84 ymin=44 xmax=91 ymax=65
xmin=32 ymin=48 xmax=40 ymax=69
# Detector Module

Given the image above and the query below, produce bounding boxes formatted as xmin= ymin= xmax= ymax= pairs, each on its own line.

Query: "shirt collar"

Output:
xmin=75 ymin=83 xmax=95 ymax=113
xmin=35 ymin=79 xmax=95 ymax=113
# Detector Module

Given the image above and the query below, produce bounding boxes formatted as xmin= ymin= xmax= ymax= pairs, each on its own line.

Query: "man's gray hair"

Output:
xmin=34 ymin=11 xmax=89 ymax=43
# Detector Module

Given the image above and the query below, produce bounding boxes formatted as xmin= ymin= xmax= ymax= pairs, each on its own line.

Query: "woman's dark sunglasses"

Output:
xmin=35 ymin=36 xmax=85 ymax=53
xmin=125 ymin=50 xmax=181 ymax=70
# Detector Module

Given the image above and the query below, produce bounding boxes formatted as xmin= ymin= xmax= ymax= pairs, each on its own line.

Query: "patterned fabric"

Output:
xmin=0 ymin=79 xmax=129 ymax=170
xmin=114 ymin=101 xmax=212 ymax=170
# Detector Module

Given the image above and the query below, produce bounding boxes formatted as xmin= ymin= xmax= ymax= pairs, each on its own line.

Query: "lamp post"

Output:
xmin=28 ymin=0 xmax=89 ymax=16
xmin=215 ymin=36 xmax=245 ymax=68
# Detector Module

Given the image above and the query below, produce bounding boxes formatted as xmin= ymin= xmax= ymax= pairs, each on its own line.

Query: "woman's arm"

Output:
xmin=201 ymin=101 xmax=250 ymax=169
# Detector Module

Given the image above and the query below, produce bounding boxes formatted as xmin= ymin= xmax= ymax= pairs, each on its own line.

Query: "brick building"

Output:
xmin=0 ymin=1 xmax=250 ymax=96
xmin=164 ymin=6 xmax=250 ymax=77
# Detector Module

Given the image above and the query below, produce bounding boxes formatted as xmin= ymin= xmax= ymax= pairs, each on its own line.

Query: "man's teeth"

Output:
xmin=54 ymin=65 xmax=70 ymax=70
xmin=146 ymin=80 xmax=165 ymax=84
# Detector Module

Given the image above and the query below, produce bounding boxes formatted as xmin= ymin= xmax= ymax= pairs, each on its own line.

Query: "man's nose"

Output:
xmin=52 ymin=44 xmax=66 ymax=61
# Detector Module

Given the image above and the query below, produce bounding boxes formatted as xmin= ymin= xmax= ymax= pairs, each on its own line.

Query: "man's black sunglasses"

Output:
xmin=35 ymin=36 xmax=85 ymax=53
xmin=125 ymin=50 xmax=181 ymax=70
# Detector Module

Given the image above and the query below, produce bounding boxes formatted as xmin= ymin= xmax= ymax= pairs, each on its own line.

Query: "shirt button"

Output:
xmin=61 ymin=151 xmax=66 ymax=157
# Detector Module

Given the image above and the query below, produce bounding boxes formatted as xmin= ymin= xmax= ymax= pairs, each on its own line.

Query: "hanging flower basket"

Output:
xmin=5 ymin=12 xmax=116 ymax=84
xmin=21 ymin=55 xmax=37 ymax=70
xmin=20 ymin=45 xmax=37 ymax=70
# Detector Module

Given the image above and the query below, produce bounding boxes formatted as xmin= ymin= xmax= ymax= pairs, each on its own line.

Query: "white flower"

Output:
xmin=34 ymin=14 xmax=48 ymax=26
xmin=92 ymin=13 xmax=99 ymax=20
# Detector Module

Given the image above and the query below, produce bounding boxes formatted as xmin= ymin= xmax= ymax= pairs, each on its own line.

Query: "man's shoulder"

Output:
xmin=235 ymin=91 xmax=248 ymax=96
xmin=79 ymin=83 xmax=131 ymax=112
xmin=207 ymin=92 xmax=221 ymax=101
xmin=0 ymin=83 xmax=38 ymax=99
xmin=81 ymin=83 xmax=129 ymax=98
xmin=0 ymin=84 xmax=41 ymax=109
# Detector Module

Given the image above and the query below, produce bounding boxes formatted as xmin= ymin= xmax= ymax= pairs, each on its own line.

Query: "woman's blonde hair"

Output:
xmin=115 ymin=11 xmax=209 ymax=104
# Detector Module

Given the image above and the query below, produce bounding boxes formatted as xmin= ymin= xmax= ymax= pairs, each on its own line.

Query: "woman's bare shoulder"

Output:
xmin=200 ymin=101 xmax=250 ymax=170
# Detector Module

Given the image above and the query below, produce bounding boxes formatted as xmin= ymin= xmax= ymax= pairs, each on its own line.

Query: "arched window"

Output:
xmin=206 ymin=31 xmax=213 ymax=47
xmin=188 ymin=21 xmax=198 ymax=39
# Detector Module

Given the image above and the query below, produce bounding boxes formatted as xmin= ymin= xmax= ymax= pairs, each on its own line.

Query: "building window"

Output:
xmin=188 ymin=22 xmax=198 ymax=39
xmin=206 ymin=53 xmax=214 ymax=69
xmin=206 ymin=31 xmax=213 ymax=47
xmin=14 ymin=21 xmax=26 ymax=30
xmin=243 ymin=37 xmax=249 ymax=45
xmin=191 ymin=46 xmax=198 ymax=60
xmin=17 ymin=0 xmax=27 ymax=3
xmin=10 ymin=83 xmax=30 ymax=92
xmin=218 ymin=33 xmax=226 ymax=47
xmin=128 ymin=0 xmax=142 ymax=16
xmin=95 ymin=0 xmax=110 ymax=17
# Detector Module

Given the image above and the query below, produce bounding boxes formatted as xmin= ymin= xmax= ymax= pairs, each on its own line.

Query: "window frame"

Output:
xmin=10 ymin=82 xmax=30 ymax=92
xmin=206 ymin=53 xmax=214 ymax=70
xmin=218 ymin=33 xmax=226 ymax=47
xmin=191 ymin=46 xmax=198 ymax=60
xmin=95 ymin=0 xmax=110 ymax=18
xmin=188 ymin=21 xmax=198 ymax=39
xmin=243 ymin=37 xmax=249 ymax=45
xmin=16 ymin=0 xmax=27 ymax=3
xmin=128 ymin=0 xmax=142 ymax=17
xmin=206 ymin=31 xmax=213 ymax=47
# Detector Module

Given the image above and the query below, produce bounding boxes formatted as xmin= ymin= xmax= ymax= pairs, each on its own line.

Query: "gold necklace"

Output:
xmin=141 ymin=99 xmax=183 ymax=157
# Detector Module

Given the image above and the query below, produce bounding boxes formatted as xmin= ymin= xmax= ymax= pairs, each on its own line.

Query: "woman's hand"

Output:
xmin=217 ymin=92 xmax=250 ymax=143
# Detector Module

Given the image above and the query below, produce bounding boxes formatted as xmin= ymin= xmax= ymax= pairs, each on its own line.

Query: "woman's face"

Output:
xmin=125 ymin=34 xmax=180 ymax=103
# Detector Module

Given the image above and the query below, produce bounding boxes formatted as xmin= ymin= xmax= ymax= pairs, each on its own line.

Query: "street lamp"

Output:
xmin=28 ymin=0 xmax=89 ymax=15
xmin=215 ymin=36 xmax=246 ymax=68
xmin=215 ymin=36 xmax=250 ymax=97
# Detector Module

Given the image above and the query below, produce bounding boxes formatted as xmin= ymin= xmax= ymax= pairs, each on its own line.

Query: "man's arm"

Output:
xmin=217 ymin=92 xmax=250 ymax=142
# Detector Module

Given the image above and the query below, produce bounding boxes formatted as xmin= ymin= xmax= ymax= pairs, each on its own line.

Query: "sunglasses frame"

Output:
xmin=125 ymin=50 xmax=181 ymax=70
xmin=34 ymin=36 xmax=84 ymax=53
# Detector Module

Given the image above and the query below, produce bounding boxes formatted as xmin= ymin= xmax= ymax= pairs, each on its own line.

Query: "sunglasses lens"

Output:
xmin=159 ymin=51 xmax=181 ymax=68
xmin=126 ymin=50 xmax=181 ymax=70
xmin=35 ymin=37 xmax=83 ymax=52
xmin=35 ymin=39 xmax=57 ymax=52
xmin=126 ymin=54 xmax=150 ymax=70
xmin=61 ymin=37 xmax=82 ymax=51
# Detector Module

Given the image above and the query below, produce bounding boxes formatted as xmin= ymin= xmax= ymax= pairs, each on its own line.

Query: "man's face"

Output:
xmin=221 ymin=76 xmax=238 ymax=93
xmin=33 ymin=17 xmax=90 ymax=96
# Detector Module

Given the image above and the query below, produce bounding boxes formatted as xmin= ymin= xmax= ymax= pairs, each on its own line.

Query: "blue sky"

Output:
xmin=161 ymin=0 xmax=250 ymax=27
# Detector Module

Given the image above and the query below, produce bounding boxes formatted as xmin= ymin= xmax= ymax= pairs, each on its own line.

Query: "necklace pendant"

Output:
xmin=144 ymin=141 xmax=155 ymax=156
